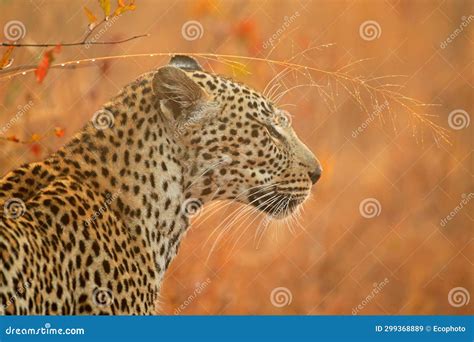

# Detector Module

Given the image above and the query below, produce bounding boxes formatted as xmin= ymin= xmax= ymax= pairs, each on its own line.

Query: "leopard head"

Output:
xmin=152 ymin=55 xmax=321 ymax=219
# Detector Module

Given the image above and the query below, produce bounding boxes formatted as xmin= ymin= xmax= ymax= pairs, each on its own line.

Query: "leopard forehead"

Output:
xmin=186 ymin=70 xmax=280 ymax=121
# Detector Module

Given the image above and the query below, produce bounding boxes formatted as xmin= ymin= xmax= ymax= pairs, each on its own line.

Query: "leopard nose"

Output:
xmin=308 ymin=167 xmax=322 ymax=184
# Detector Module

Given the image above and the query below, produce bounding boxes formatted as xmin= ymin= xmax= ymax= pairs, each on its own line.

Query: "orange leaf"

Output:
xmin=54 ymin=127 xmax=65 ymax=138
xmin=0 ymin=46 xmax=15 ymax=70
xmin=34 ymin=45 xmax=61 ymax=84
xmin=99 ymin=0 xmax=112 ymax=17
xmin=7 ymin=135 xmax=19 ymax=143
xmin=114 ymin=0 xmax=136 ymax=16
xmin=30 ymin=133 xmax=41 ymax=142
xmin=84 ymin=6 xmax=97 ymax=24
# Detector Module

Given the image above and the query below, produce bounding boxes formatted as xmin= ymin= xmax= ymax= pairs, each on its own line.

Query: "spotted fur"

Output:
xmin=0 ymin=56 xmax=321 ymax=315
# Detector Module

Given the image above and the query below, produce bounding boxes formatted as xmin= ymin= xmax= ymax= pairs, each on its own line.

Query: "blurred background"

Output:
xmin=0 ymin=0 xmax=472 ymax=315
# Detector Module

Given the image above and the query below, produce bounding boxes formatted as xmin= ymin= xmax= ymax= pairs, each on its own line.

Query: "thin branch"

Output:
xmin=0 ymin=52 xmax=450 ymax=144
xmin=1 ymin=34 xmax=149 ymax=48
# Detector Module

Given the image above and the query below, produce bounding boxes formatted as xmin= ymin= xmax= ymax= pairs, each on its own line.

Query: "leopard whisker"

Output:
xmin=224 ymin=195 xmax=283 ymax=260
xmin=254 ymin=196 xmax=288 ymax=248
xmin=204 ymin=186 xmax=281 ymax=261
xmin=193 ymin=182 xmax=283 ymax=231
xmin=221 ymin=192 xmax=281 ymax=245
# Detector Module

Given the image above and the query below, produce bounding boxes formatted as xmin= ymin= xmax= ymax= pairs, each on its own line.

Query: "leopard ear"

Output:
xmin=169 ymin=55 xmax=203 ymax=71
xmin=152 ymin=66 xmax=206 ymax=120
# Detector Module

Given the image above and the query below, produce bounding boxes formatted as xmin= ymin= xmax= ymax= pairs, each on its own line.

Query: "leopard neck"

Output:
xmin=58 ymin=74 xmax=204 ymax=281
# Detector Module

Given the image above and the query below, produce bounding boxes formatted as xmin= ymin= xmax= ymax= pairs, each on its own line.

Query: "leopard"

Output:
xmin=0 ymin=55 xmax=322 ymax=315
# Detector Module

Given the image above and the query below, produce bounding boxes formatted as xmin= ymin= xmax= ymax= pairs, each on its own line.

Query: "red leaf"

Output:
xmin=35 ymin=45 xmax=61 ymax=84
xmin=233 ymin=20 xmax=260 ymax=55
xmin=54 ymin=127 xmax=65 ymax=138
xmin=234 ymin=20 xmax=256 ymax=38
xmin=30 ymin=143 xmax=42 ymax=157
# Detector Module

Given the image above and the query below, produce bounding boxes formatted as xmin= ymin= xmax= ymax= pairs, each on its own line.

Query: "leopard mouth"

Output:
xmin=247 ymin=187 xmax=305 ymax=218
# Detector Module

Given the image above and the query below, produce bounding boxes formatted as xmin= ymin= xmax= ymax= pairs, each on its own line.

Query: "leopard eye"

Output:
xmin=265 ymin=124 xmax=284 ymax=140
